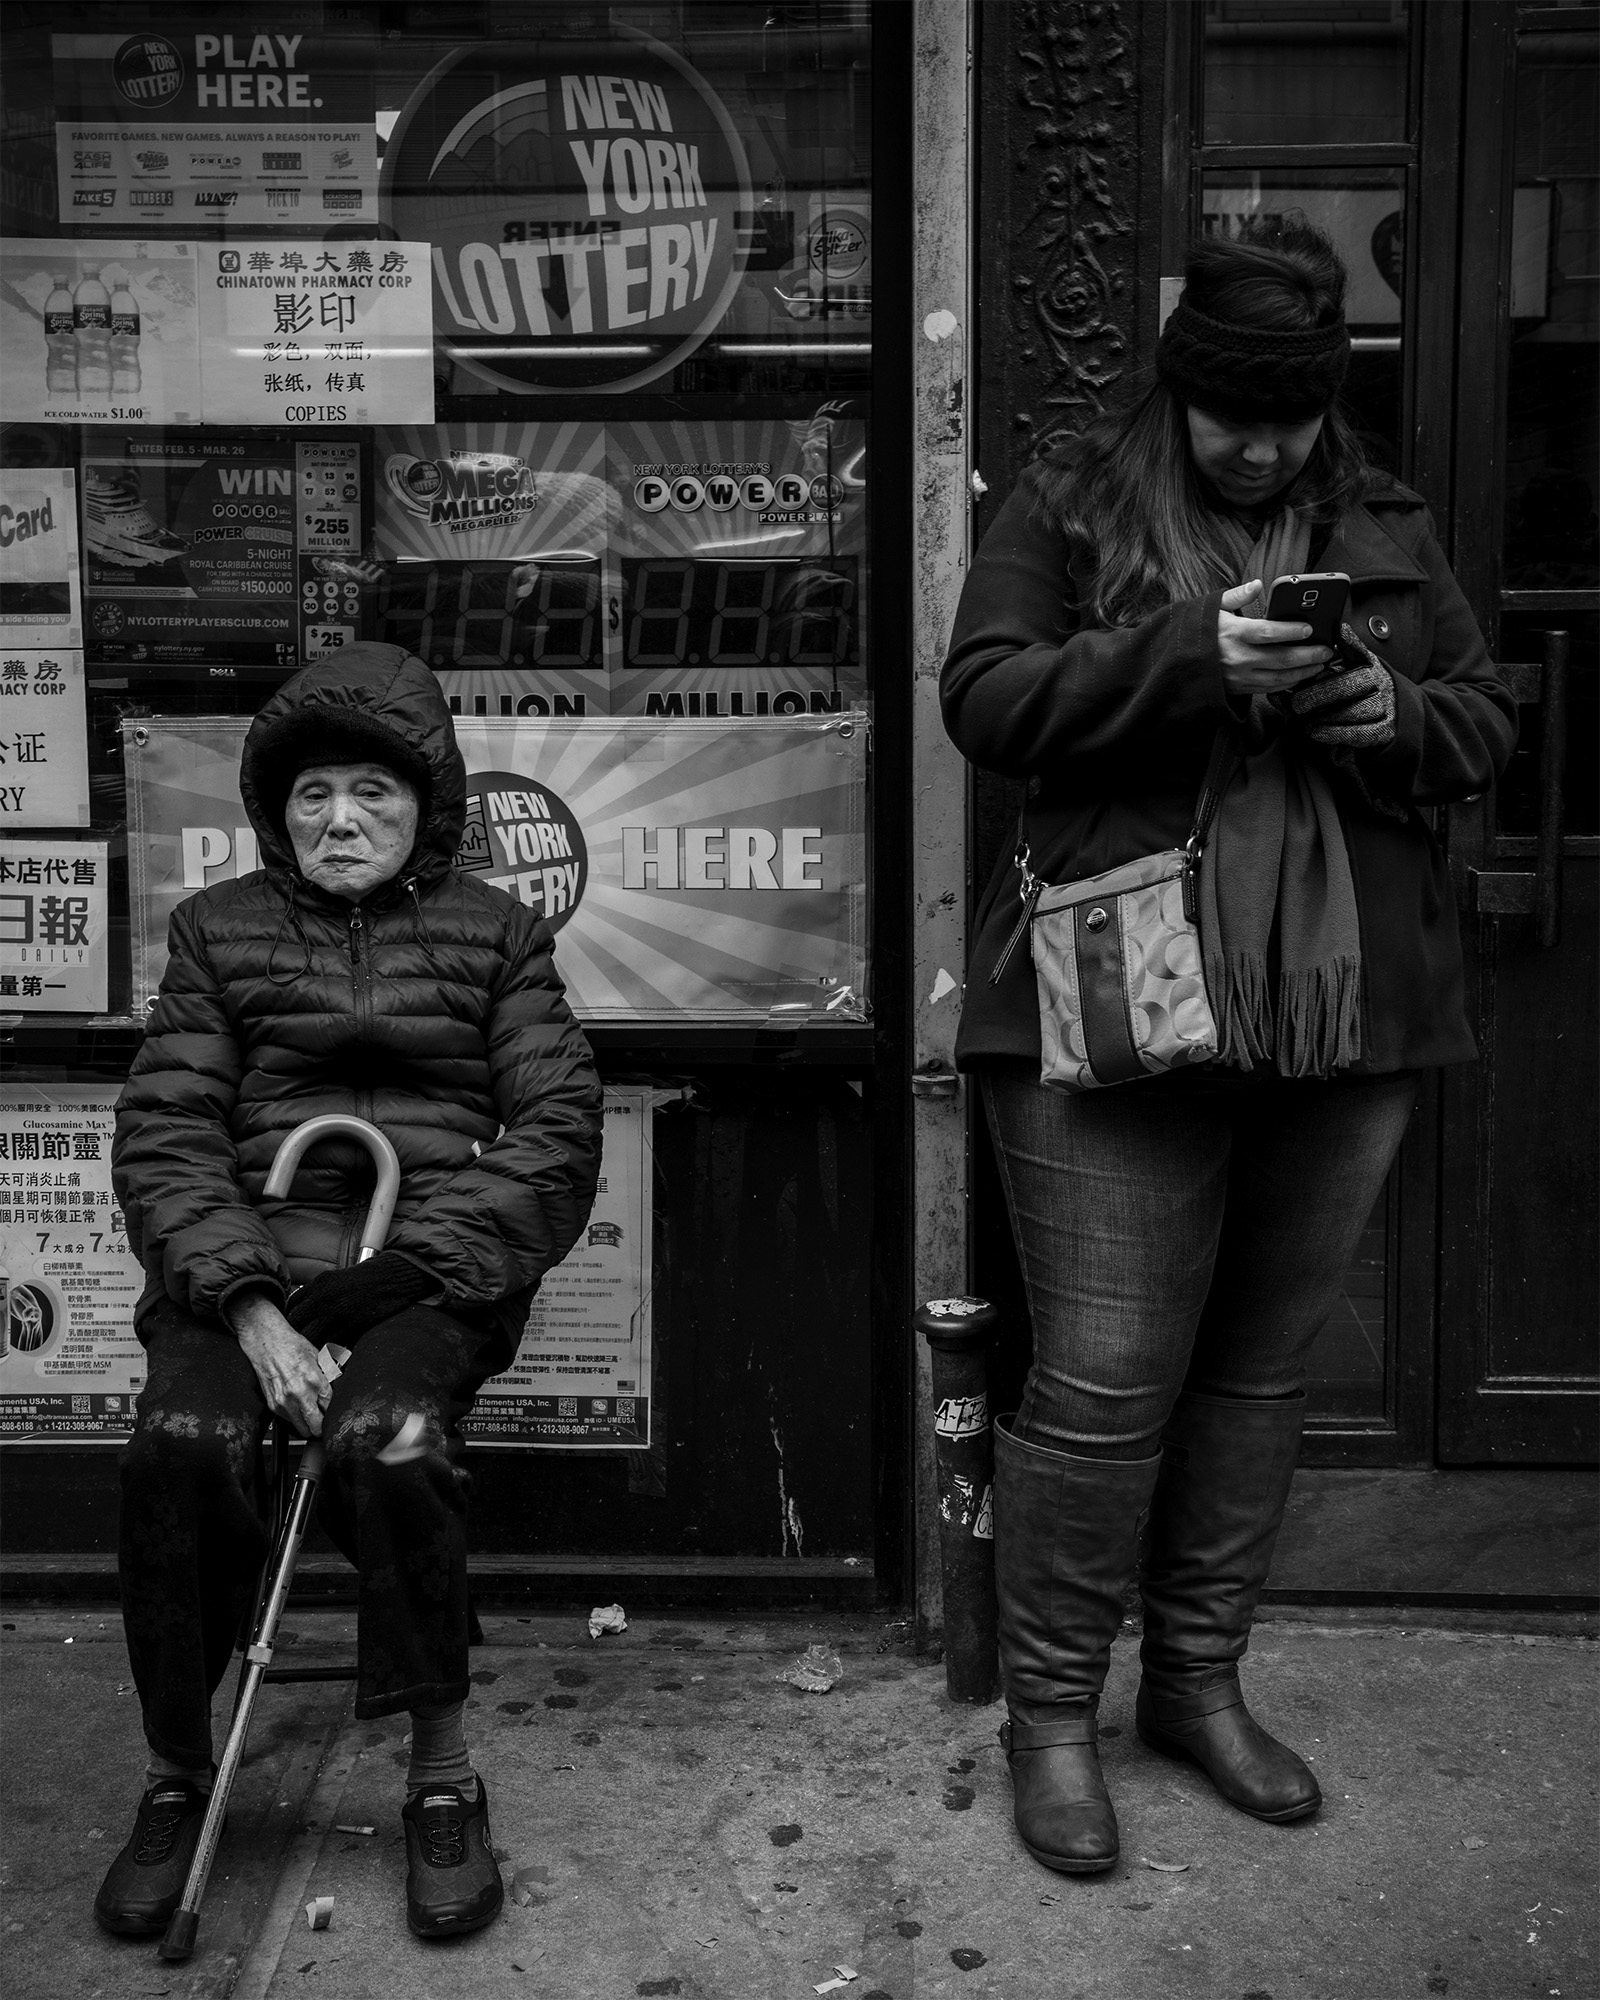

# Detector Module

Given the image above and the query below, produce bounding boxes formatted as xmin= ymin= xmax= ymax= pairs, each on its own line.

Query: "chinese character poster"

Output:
xmin=465 ymin=1086 xmax=653 ymax=1448
xmin=0 ymin=653 xmax=90 ymax=828
xmin=196 ymin=240 xmax=433 ymax=425
xmin=0 ymin=1086 xmax=143 ymax=1441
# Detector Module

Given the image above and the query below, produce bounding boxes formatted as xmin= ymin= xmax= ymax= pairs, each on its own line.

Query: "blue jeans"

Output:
xmin=981 ymin=1067 xmax=1418 ymax=1458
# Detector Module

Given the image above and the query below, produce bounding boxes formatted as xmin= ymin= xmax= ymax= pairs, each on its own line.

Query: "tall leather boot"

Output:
xmin=994 ymin=1416 xmax=1162 ymax=1874
xmin=1136 ymin=1390 xmax=1320 ymax=1823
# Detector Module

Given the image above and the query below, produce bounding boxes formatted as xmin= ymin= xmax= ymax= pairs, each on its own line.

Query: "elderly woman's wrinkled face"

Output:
xmin=286 ymin=763 xmax=420 ymax=902
xmin=1186 ymin=407 xmax=1325 ymax=508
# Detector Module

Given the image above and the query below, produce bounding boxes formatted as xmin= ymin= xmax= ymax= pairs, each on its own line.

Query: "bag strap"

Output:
xmin=988 ymin=725 xmax=1237 ymax=987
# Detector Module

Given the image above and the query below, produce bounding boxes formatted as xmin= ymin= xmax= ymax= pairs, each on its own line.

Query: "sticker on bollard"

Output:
xmin=934 ymin=1393 xmax=990 ymax=1439
xmin=918 ymin=1295 xmax=999 ymax=1704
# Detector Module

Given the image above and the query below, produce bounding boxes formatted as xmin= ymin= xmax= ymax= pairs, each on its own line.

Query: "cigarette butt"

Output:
xmin=334 ymin=1824 xmax=375 ymax=1835
xmin=377 ymin=1413 xmax=427 ymax=1465
xmin=305 ymin=1894 xmax=334 ymax=1930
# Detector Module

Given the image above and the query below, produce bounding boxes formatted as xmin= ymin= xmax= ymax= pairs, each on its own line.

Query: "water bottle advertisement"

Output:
xmin=0 ymin=239 xmax=201 ymax=427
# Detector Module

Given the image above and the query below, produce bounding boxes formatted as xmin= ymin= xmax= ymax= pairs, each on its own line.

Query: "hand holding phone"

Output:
xmin=1216 ymin=574 xmax=1344 ymax=697
xmin=1264 ymin=572 xmax=1351 ymax=651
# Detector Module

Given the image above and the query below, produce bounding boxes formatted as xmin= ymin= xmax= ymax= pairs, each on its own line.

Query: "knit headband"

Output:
xmin=1156 ymin=299 xmax=1350 ymax=422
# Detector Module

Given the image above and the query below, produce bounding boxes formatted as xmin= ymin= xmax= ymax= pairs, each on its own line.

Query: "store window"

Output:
xmin=0 ymin=2 xmax=884 ymax=1474
xmin=1204 ymin=0 xmax=1411 ymax=148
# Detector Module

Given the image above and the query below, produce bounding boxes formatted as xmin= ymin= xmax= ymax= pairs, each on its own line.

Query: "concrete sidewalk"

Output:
xmin=1 ymin=1604 xmax=1594 ymax=2000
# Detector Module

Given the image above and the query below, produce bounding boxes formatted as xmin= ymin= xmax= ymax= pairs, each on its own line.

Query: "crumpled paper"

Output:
xmin=377 ymin=1413 xmax=428 ymax=1466
xmin=587 ymin=1602 xmax=627 ymax=1640
xmin=779 ymin=1643 xmax=843 ymax=1694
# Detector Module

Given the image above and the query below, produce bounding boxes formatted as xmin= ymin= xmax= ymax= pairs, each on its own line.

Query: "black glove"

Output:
xmin=285 ymin=1249 xmax=441 ymax=1346
xmin=1284 ymin=623 xmax=1397 ymax=750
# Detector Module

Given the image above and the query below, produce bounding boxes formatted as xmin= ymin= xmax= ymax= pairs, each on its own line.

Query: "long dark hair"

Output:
xmin=1034 ymin=218 xmax=1383 ymax=628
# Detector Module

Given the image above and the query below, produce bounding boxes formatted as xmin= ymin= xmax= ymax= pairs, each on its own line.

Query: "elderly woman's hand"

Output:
xmin=227 ymin=1289 xmax=331 ymax=1438
xmin=1217 ymin=581 xmax=1338 ymax=697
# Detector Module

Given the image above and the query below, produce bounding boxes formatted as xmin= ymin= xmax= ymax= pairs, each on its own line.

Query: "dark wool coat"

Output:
xmin=942 ymin=468 xmax=1519 ymax=1074
xmin=113 ymin=643 xmax=603 ymax=1339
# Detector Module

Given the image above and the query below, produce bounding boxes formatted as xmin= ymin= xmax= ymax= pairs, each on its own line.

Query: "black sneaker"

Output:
xmin=93 ymin=1777 xmax=211 ymax=1937
xmin=401 ymin=1778 xmax=504 ymax=1939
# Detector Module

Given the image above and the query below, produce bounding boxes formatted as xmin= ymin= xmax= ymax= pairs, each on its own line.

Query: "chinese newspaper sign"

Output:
xmin=0 ymin=654 xmax=91 ymax=829
xmin=52 ymin=28 xmax=377 ymax=230
xmin=0 ymin=1087 xmax=143 ymax=1443
xmin=124 ymin=713 xmax=868 ymax=1020
xmin=197 ymin=241 xmax=434 ymax=425
xmin=0 ymin=470 xmax=83 ymax=650
xmin=0 ymin=240 xmax=201 ymax=426
xmin=0 ymin=841 xmax=109 ymax=1012
xmin=466 ymin=1087 xmax=652 ymax=1448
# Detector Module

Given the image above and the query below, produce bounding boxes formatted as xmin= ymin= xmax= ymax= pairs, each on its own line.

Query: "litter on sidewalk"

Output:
xmin=780 ymin=1644 xmax=844 ymax=1694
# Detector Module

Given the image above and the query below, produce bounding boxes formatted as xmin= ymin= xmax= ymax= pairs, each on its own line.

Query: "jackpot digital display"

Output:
xmin=372 ymin=558 xmax=602 ymax=672
xmin=618 ymin=558 xmax=858 ymax=673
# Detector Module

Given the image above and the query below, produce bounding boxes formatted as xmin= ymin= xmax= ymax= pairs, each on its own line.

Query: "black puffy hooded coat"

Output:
xmin=112 ymin=643 xmax=603 ymax=1340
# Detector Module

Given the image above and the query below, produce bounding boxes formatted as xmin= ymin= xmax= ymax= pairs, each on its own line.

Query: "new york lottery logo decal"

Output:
xmin=457 ymin=771 xmax=588 ymax=931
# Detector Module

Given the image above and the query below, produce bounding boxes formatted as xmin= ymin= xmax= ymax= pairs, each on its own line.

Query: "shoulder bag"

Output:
xmin=988 ymin=732 xmax=1234 ymax=1092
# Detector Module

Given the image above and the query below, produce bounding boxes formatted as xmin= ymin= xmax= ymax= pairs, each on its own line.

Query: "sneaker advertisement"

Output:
xmin=81 ymin=437 xmax=301 ymax=669
xmin=0 ymin=240 xmax=201 ymax=427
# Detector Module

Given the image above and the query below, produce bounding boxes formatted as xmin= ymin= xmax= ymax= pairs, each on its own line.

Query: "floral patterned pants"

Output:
xmin=119 ymin=1298 xmax=513 ymax=1769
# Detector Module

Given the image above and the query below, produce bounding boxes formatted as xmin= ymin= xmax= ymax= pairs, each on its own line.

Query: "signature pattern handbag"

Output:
xmin=990 ymin=734 xmax=1233 ymax=1092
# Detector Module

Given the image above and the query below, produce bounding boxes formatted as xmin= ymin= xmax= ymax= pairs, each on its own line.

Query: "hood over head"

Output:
xmin=241 ymin=644 xmax=464 ymax=885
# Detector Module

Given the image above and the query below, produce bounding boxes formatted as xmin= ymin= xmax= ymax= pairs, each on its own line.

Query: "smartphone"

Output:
xmin=1265 ymin=571 xmax=1350 ymax=648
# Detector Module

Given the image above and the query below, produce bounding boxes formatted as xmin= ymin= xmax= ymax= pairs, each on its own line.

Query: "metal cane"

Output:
xmin=159 ymin=1115 xmax=401 ymax=1963
xmin=918 ymin=1296 xmax=1000 ymax=1704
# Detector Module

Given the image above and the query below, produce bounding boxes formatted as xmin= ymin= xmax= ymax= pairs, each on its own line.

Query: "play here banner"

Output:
xmin=123 ymin=712 xmax=867 ymax=1022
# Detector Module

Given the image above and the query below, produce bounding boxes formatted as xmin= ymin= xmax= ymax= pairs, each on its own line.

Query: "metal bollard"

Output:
xmin=918 ymin=1295 xmax=999 ymax=1703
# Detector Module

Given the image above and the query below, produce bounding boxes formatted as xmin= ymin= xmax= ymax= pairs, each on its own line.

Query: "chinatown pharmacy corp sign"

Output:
xmin=382 ymin=27 xmax=751 ymax=394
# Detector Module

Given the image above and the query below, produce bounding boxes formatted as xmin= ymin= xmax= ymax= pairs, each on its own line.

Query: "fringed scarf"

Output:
xmin=1197 ymin=508 xmax=1363 ymax=1075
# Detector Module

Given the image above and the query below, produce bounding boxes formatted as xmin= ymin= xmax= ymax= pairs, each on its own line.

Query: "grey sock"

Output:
xmin=146 ymin=1751 xmax=212 ymax=1794
xmin=406 ymin=1700 xmax=478 ymax=1800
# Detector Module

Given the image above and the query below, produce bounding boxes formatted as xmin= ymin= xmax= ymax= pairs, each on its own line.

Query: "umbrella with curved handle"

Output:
xmin=160 ymin=1115 xmax=399 ymax=1963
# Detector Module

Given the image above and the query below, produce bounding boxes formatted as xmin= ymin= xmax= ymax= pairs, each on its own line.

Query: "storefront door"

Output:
xmin=973 ymin=1 xmax=1597 ymax=1471
xmin=1436 ymin=2 xmax=1598 ymax=1464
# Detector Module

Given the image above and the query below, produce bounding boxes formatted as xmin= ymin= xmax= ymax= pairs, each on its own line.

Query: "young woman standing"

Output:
xmin=941 ymin=221 xmax=1515 ymax=1876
